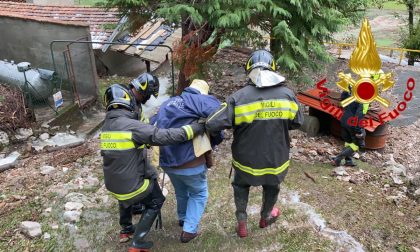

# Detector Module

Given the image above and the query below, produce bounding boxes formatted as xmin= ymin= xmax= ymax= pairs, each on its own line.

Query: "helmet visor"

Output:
xmin=248 ymin=68 xmax=285 ymax=88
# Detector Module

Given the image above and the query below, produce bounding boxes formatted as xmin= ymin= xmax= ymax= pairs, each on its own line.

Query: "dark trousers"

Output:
xmin=231 ymin=171 xmax=280 ymax=221
xmin=118 ymin=180 xmax=165 ymax=230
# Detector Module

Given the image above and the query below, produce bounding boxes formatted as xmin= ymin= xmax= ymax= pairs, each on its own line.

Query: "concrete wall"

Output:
xmin=27 ymin=0 xmax=75 ymax=5
xmin=0 ymin=16 xmax=98 ymax=98
xmin=95 ymin=50 xmax=148 ymax=77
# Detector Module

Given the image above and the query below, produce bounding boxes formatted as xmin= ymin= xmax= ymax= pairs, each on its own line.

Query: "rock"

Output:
xmin=15 ymin=128 xmax=33 ymax=140
xmin=65 ymin=192 xmax=94 ymax=208
xmin=62 ymin=167 xmax=69 ymax=174
xmin=0 ymin=151 xmax=20 ymax=172
xmin=43 ymin=232 xmax=51 ymax=240
xmin=413 ymin=247 xmax=420 ymax=252
xmin=32 ymin=133 xmax=85 ymax=152
xmin=39 ymin=133 xmax=50 ymax=141
xmin=65 ymin=202 xmax=84 ymax=211
xmin=353 ymin=152 xmax=360 ymax=159
xmin=64 ymin=210 xmax=82 ymax=223
xmin=391 ymin=174 xmax=404 ymax=185
xmin=50 ymin=224 xmax=59 ymax=229
xmin=414 ymin=188 xmax=420 ymax=197
xmin=385 ymin=163 xmax=407 ymax=177
xmin=20 ymin=221 xmax=42 ymax=238
xmin=0 ymin=131 xmax=9 ymax=146
xmin=40 ymin=165 xmax=55 ymax=175
xmin=41 ymin=122 xmax=50 ymax=129
xmin=333 ymin=167 xmax=348 ymax=176
xmin=85 ymin=176 xmax=99 ymax=189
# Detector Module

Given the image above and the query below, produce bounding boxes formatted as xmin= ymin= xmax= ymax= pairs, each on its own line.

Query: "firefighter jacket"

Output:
xmin=206 ymin=82 xmax=304 ymax=186
xmin=100 ymin=109 xmax=195 ymax=203
xmin=154 ymin=87 xmax=223 ymax=168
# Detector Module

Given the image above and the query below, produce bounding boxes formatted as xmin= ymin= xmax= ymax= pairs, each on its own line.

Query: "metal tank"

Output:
xmin=0 ymin=60 xmax=56 ymax=101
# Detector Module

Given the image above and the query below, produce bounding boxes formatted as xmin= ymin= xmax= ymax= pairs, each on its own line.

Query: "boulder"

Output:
xmin=64 ymin=210 xmax=82 ymax=223
xmin=39 ymin=133 xmax=50 ymax=141
xmin=20 ymin=221 xmax=42 ymax=238
xmin=64 ymin=202 xmax=84 ymax=211
xmin=40 ymin=165 xmax=55 ymax=175
xmin=0 ymin=131 xmax=9 ymax=146
xmin=15 ymin=128 xmax=33 ymax=140
xmin=0 ymin=151 xmax=20 ymax=172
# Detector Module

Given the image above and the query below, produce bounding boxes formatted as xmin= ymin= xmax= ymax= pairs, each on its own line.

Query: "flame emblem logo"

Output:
xmin=337 ymin=19 xmax=395 ymax=107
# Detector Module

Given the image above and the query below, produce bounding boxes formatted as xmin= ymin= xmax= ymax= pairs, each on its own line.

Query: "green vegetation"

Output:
xmin=104 ymin=0 xmax=371 ymax=87
xmin=381 ymin=1 xmax=408 ymax=10
xmin=75 ymin=0 xmax=103 ymax=6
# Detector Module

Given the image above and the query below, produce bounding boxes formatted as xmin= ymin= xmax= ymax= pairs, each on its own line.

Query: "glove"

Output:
xmin=190 ymin=121 xmax=206 ymax=136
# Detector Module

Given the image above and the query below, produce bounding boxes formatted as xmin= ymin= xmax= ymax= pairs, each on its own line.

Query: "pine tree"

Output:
xmin=104 ymin=0 xmax=369 ymax=90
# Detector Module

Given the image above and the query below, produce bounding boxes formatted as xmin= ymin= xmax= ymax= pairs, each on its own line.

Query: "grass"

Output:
xmin=75 ymin=0 xmax=103 ymax=6
xmin=284 ymin=160 xmax=420 ymax=252
xmin=381 ymin=1 xmax=407 ymax=11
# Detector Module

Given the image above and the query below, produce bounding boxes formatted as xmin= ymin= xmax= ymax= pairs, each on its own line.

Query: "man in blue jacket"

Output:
xmin=154 ymin=79 xmax=223 ymax=243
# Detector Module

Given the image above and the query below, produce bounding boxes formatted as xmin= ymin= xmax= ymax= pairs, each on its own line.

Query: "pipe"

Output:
xmin=0 ymin=60 xmax=55 ymax=100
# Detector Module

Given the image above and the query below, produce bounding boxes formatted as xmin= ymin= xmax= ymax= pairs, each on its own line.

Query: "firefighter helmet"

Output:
xmin=245 ymin=49 xmax=277 ymax=73
xmin=103 ymin=84 xmax=136 ymax=111
xmin=130 ymin=73 xmax=160 ymax=99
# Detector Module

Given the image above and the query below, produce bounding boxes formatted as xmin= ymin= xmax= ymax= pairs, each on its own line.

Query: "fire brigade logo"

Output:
xmin=337 ymin=19 xmax=395 ymax=108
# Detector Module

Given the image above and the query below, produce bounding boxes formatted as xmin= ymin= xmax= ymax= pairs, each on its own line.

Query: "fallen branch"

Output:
xmin=304 ymin=171 xmax=316 ymax=183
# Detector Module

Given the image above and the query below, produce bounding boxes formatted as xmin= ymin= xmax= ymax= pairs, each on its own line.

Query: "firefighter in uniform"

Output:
xmin=101 ymin=77 xmax=205 ymax=251
xmin=206 ymin=50 xmax=304 ymax=237
xmin=332 ymin=88 xmax=369 ymax=167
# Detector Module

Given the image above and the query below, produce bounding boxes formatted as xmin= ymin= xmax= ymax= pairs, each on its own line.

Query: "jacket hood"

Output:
xmin=183 ymin=87 xmax=202 ymax=95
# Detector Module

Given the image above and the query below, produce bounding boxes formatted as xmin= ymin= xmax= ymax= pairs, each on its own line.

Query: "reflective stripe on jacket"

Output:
xmin=206 ymin=83 xmax=304 ymax=186
xmin=100 ymin=109 xmax=192 ymax=201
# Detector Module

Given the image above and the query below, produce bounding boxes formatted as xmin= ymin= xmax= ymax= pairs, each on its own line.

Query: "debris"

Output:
xmin=15 ymin=128 xmax=33 ymax=140
xmin=50 ymin=224 xmax=59 ymax=230
xmin=39 ymin=133 xmax=49 ymax=141
xmin=64 ymin=210 xmax=82 ymax=223
xmin=20 ymin=221 xmax=42 ymax=238
xmin=65 ymin=192 xmax=94 ymax=208
xmin=304 ymin=171 xmax=316 ymax=183
xmin=0 ymin=84 xmax=31 ymax=131
xmin=43 ymin=232 xmax=51 ymax=240
xmin=413 ymin=247 xmax=420 ymax=252
xmin=32 ymin=133 xmax=85 ymax=152
xmin=64 ymin=202 xmax=84 ymax=211
xmin=332 ymin=167 xmax=348 ymax=177
xmin=0 ymin=131 xmax=9 ymax=146
xmin=0 ymin=151 xmax=20 ymax=172
xmin=353 ymin=152 xmax=360 ymax=159
xmin=62 ymin=167 xmax=69 ymax=173
xmin=39 ymin=165 xmax=55 ymax=175
xmin=44 ymin=207 xmax=52 ymax=214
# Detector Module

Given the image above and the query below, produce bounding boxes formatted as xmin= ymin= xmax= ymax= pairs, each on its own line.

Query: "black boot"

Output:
xmin=344 ymin=157 xmax=357 ymax=167
xmin=332 ymin=147 xmax=354 ymax=166
xmin=129 ymin=209 xmax=159 ymax=251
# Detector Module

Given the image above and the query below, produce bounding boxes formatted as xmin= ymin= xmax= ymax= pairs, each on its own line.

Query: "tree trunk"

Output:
xmin=407 ymin=1 xmax=415 ymax=65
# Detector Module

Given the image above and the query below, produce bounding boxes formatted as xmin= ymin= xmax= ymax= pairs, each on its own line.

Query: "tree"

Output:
xmin=104 ymin=0 xmax=369 ymax=92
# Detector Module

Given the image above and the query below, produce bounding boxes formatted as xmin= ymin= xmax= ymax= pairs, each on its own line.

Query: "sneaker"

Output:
xmin=236 ymin=220 xmax=247 ymax=238
xmin=259 ymin=207 xmax=280 ymax=228
xmin=180 ymin=231 xmax=200 ymax=243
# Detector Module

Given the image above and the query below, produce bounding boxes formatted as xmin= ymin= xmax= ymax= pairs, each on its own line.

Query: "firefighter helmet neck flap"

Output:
xmin=245 ymin=50 xmax=285 ymax=88
xmin=130 ymin=73 xmax=160 ymax=104
xmin=104 ymin=84 xmax=136 ymax=111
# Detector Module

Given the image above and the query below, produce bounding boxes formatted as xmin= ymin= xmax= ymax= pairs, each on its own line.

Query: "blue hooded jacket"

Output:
xmin=154 ymin=87 xmax=223 ymax=168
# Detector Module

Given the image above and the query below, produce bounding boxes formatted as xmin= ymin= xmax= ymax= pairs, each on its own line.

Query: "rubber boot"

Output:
xmin=259 ymin=185 xmax=280 ymax=228
xmin=332 ymin=147 xmax=354 ymax=166
xmin=232 ymin=184 xmax=250 ymax=237
xmin=128 ymin=209 xmax=159 ymax=252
